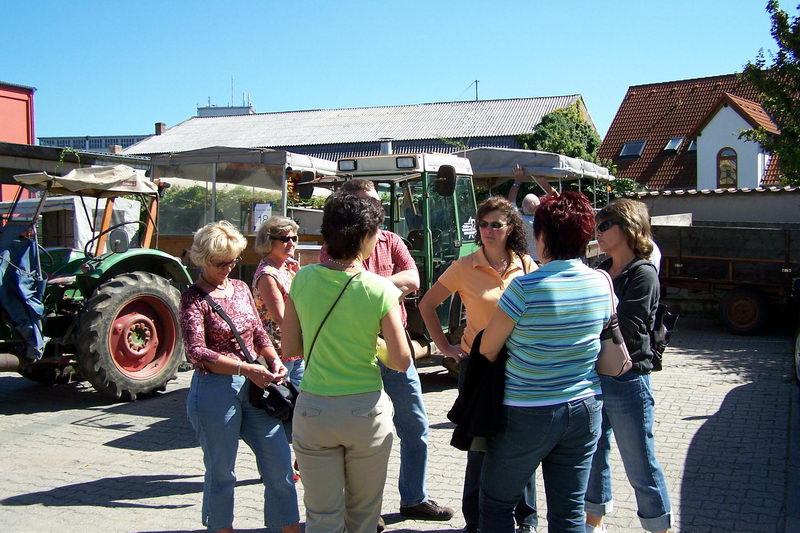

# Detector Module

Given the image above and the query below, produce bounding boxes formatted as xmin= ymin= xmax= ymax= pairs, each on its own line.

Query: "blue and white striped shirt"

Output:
xmin=498 ymin=259 xmax=611 ymax=407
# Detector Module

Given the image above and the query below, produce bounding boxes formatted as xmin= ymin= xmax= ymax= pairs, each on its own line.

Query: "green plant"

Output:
xmin=741 ymin=1 xmax=800 ymax=185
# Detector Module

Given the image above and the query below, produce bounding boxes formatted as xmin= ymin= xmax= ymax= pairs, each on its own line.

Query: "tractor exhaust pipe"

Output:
xmin=0 ymin=353 xmax=21 ymax=372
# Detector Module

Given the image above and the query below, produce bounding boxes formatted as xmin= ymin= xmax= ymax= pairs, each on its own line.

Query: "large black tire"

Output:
xmin=719 ymin=287 xmax=768 ymax=335
xmin=77 ymin=272 xmax=184 ymax=400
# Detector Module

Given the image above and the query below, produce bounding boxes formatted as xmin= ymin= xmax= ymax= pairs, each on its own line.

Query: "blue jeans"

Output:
xmin=458 ymin=358 xmax=537 ymax=530
xmin=378 ymin=359 xmax=430 ymax=507
xmin=586 ymin=373 xmax=671 ymax=532
xmin=284 ymin=358 xmax=305 ymax=387
xmin=187 ymin=371 xmax=299 ymax=530
xmin=463 ymin=450 xmax=538 ymax=530
xmin=479 ymin=396 xmax=603 ymax=533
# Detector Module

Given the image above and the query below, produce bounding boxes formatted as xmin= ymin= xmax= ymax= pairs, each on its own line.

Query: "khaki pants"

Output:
xmin=293 ymin=389 xmax=394 ymax=533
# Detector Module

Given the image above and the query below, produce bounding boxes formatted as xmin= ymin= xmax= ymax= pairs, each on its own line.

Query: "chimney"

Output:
xmin=155 ymin=122 xmax=167 ymax=135
xmin=108 ymin=145 xmax=123 ymax=154
xmin=379 ymin=138 xmax=393 ymax=155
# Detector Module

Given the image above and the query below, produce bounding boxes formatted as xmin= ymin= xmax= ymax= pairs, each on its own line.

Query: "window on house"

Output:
xmin=619 ymin=140 xmax=646 ymax=157
xmin=663 ymin=137 xmax=683 ymax=152
xmin=717 ymin=148 xmax=737 ymax=188
xmin=687 ymin=139 xmax=697 ymax=151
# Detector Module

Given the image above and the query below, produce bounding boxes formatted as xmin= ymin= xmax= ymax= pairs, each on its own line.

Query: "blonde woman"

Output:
xmin=586 ymin=199 xmax=670 ymax=533
xmin=180 ymin=221 xmax=299 ymax=533
xmin=253 ymin=216 xmax=303 ymax=386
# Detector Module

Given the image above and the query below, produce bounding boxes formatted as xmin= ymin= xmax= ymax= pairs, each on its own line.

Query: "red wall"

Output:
xmin=0 ymin=84 xmax=35 ymax=201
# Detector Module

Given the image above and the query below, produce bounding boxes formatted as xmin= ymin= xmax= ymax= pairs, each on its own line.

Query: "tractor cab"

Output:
xmin=301 ymin=153 xmax=478 ymax=364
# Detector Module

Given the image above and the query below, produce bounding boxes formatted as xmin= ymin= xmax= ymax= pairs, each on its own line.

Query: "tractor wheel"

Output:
xmin=77 ymin=272 xmax=183 ymax=400
xmin=19 ymin=363 xmax=78 ymax=386
xmin=719 ymin=287 xmax=768 ymax=335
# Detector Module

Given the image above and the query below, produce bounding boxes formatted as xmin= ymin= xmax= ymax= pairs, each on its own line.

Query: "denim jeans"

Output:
xmin=479 ymin=396 xmax=603 ymax=533
xmin=284 ymin=358 xmax=305 ymax=387
xmin=187 ymin=371 xmax=299 ymax=530
xmin=378 ymin=359 xmax=430 ymax=507
xmin=585 ymin=372 xmax=671 ymax=532
xmin=463 ymin=450 xmax=538 ymax=530
xmin=458 ymin=358 xmax=537 ymax=530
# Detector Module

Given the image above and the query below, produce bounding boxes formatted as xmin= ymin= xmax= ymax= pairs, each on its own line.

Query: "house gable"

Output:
xmin=696 ymin=104 xmax=771 ymax=189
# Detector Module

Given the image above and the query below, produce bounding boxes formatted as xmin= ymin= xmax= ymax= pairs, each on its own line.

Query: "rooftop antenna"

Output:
xmin=230 ymin=76 xmax=234 ymax=107
xmin=475 ymin=79 xmax=479 ymax=101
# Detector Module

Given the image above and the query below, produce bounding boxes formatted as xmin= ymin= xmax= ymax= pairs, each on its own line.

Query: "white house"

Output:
xmin=690 ymin=93 xmax=780 ymax=190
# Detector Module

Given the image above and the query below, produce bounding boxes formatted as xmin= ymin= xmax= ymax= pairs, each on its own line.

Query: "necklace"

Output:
xmin=328 ymin=258 xmax=361 ymax=269
xmin=485 ymin=252 xmax=509 ymax=274
xmin=201 ymin=274 xmax=229 ymax=291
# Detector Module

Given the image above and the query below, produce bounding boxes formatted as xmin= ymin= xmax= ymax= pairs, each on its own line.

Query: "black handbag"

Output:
xmin=193 ymin=286 xmax=300 ymax=422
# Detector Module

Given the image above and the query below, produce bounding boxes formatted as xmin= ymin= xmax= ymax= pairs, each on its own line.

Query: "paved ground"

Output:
xmin=0 ymin=318 xmax=796 ymax=532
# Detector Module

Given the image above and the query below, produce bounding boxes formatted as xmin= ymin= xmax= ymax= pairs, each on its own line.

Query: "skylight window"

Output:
xmin=619 ymin=140 xmax=646 ymax=157
xmin=687 ymin=140 xmax=697 ymax=151
xmin=664 ymin=137 xmax=683 ymax=151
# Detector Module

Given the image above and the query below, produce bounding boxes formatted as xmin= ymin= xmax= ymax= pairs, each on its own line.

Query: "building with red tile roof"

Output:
xmin=599 ymin=74 xmax=782 ymax=190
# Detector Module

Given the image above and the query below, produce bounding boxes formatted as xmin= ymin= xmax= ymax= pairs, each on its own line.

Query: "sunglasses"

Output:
xmin=596 ymin=220 xmax=617 ymax=233
xmin=270 ymin=235 xmax=299 ymax=243
xmin=478 ymin=221 xmax=508 ymax=229
xmin=212 ymin=257 xmax=241 ymax=269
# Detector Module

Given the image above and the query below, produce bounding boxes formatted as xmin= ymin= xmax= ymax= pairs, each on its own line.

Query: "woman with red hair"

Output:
xmin=478 ymin=191 xmax=611 ymax=533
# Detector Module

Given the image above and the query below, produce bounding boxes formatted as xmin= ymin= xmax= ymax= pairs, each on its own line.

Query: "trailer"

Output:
xmin=652 ymin=217 xmax=800 ymax=335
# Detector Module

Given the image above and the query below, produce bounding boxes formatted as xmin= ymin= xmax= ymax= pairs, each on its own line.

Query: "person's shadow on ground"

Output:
xmin=679 ymin=381 xmax=790 ymax=532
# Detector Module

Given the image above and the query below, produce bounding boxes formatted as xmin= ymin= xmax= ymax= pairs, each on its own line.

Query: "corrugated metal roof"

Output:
xmin=125 ymin=96 xmax=583 ymax=156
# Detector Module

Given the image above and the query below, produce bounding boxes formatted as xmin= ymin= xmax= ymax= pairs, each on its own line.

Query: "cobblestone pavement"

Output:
xmin=0 ymin=318 xmax=796 ymax=532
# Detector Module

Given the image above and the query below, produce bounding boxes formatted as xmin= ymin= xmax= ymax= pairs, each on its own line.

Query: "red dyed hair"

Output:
xmin=532 ymin=191 xmax=595 ymax=260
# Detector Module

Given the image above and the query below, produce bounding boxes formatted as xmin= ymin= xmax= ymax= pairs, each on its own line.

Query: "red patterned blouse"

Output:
xmin=179 ymin=279 xmax=273 ymax=372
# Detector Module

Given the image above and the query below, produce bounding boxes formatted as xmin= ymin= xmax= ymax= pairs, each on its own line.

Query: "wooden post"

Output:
xmin=95 ymin=197 xmax=115 ymax=256
xmin=141 ymin=195 xmax=158 ymax=249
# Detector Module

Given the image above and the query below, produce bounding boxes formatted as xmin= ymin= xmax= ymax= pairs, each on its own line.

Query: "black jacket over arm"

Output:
xmin=447 ymin=330 xmax=509 ymax=451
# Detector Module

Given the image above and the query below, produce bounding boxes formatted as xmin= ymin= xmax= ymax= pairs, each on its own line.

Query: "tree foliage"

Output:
xmin=741 ymin=1 xmax=800 ymax=185
xmin=517 ymin=102 xmax=602 ymax=162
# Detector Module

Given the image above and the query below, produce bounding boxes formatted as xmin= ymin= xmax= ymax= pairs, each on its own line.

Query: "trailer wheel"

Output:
xmin=77 ymin=272 xmax=183 ymax=400
xmin=720 ymin=287 xmax=768 ymax=335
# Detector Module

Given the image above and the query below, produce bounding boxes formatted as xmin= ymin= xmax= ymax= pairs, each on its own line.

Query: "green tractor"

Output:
xmin=0 ymin=165 xmax=192 ymax=400
xmin=302 ymin=153 xmax=479 ymax=370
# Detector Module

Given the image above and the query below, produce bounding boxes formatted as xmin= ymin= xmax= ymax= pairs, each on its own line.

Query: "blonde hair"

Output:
xmin=189 ymin=220 xmax=248 ymax=267
xmin=254 ymin=216 xmax=300 ymax=255
xmin=596 ymin=199 xmax=654 ymax=259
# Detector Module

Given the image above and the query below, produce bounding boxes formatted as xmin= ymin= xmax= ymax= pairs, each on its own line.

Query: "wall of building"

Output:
xmin=638 ymin=190 xmax=800 ymax=224
xmin=696 ymin=106 xmax=765 ymax=189
xmin=0 ymin=84 xmax=35 ymax=201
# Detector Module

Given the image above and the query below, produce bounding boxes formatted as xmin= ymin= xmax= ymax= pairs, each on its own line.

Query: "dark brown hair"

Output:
xmin=474 ymin=196 xmax=528 ymax=257
xmin=322 ymin=192 xmax=384 ymax=259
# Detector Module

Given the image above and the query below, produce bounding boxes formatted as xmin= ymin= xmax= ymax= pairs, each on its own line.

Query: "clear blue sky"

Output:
xmin=4 ymin=0 xmax=782 ymax=140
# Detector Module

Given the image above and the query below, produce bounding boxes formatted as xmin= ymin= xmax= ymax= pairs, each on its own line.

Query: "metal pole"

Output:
xmin=211 ymin=162 xmax=217 ymax=222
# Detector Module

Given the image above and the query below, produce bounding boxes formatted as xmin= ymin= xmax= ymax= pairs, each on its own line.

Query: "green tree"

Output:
xmin=741 ymin=0 xmax=800 ymax=185
xmin=517 ymin=102 xmax=602 ymax=162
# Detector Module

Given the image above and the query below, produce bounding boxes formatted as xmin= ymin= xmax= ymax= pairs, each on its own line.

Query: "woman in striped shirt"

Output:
xmin=479 ymin=191 xmax=611 ymax=533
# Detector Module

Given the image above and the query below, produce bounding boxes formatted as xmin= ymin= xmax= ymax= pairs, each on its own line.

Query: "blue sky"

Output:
xmin=4 ymin=0 xmax=781 ymax=140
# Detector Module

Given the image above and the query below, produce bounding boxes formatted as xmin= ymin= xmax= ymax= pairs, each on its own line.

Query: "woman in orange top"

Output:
xmin=419 ymin=195 xmax=537 ymax=533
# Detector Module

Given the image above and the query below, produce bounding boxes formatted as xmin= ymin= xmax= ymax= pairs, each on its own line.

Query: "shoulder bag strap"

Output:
xmin=596 ymin=269 xmax=616 ymax=324
xmin=305 ymin=272 xmax=359 ymax=367
xmin=191 ymin=285 xmax=257 ymax=364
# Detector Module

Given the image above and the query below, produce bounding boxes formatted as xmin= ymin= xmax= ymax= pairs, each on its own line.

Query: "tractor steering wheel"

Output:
xmin=83 ymin=221 xmax=146 ymax=257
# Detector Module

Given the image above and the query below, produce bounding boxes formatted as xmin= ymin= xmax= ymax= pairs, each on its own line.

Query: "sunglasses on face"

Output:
xmin=478 ymin=221 xmax=507 ymax=229
xmin=596 ymin=220 xmax=617 ymax=233
xmin=212 ymin=257 xmax=242 ymax=269
xmin=270 ymin=235 xmax=298 ymax=243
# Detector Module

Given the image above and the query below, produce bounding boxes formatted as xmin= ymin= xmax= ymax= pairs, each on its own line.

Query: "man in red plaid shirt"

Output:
xmin=320 ymin=179 xmax=455 ymax=527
